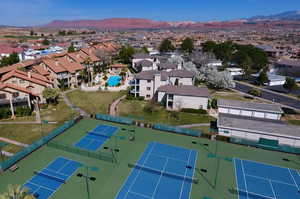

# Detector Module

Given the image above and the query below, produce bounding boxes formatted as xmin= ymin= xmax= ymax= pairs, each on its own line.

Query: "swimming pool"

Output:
xmin=107 ymin=76 xmax=121 ymax=87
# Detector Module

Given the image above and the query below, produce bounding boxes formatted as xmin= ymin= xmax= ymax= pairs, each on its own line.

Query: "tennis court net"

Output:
xmin=87 ymin=131 xmax=114 ymax=138
xmin=128 ymin=163 xmax=199 ymax=184
xmin=34 ymin=171 xmax=66 ymax=183
xmin=233 ymin=188 xmax=272 ymax=199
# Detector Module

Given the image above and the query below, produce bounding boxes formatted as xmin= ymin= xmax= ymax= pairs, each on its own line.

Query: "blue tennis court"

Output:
xmin=234 ymin=158 xmax=300 ymax=199
xmin=74 ymin=124 xmax=118 ymax=151
xmin=116 ymin=142 xmax=198 ymax=199
xmin=24 ymin=157 xmax=81 ymax=199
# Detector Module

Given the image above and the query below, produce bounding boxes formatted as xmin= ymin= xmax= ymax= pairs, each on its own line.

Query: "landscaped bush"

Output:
xmin=126 ymin=93 xmax=144 ymax=101
xmin=248 ymin=89 xmax=262 ymax=97
xmin=209 ymin=98 xmax=218 ymax=109
xmin=15 ymin=106 xmax=32 ymax=117
xmin=0 ymin=107 xmax=12 ymax=119
xmin=181 ymin=108 xmax=208 ymax=114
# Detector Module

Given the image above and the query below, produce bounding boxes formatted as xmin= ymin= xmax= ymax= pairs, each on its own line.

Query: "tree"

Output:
xmin=118 ymin=45 xmax=135 ymax=64
xmin=68 ymin=44 xmax=75 ymax=53
xmin=119 ymin=68 xmax=127 ymax=81
xmin=297 ymin=51 xmax=300 ymax=59
xmin=30 ymin=30 xmax=34 ymax=36
xmin=248 ymin=89 xmax=262 ymax=97
xmin=283 ymin=77 xmax=298 ymax=93
xmin=84 ymin=57 xmax=93 ymax=86
xmin=240 ymin=55 xmax=253 ymax=79
xmin=257 ymin=71 xmax=269 ymax=85
xmin=159 ymin=39 xmax=175 ymax=53
xmin=42 ymin=39 xmax=50 ymax=45
xmin=0 ymin=185 xmax=35 ymax=199
xmin=202 ymin=41 xmax=217 ymax=53
xmin=141 ymin=46 xmax=149 ymax=54
xmin=0 ymin=52 xmax=20 ymax=67
xmin=180 ymin=37 xmax=194 ymax=54
xmin=42 ymin=88 xmax=60 ymax=104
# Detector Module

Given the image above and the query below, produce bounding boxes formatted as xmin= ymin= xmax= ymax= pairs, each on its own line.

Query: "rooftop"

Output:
xmin=158 ymin=85 xmax=210 ymax=97
xmin=217 ymin=99 xmax=283 ymax=113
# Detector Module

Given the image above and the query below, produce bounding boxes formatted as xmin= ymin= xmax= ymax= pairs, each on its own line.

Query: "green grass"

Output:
xmin=3 ymin=35 xmax=41 ymax=39
xmin=118 ymin=99 xmax=215 ymax=125
xmin=0 ymin=118 xmax=299 ymax=199
xmin=287 ymin=120 xmax=300 ymax=126
xmin=0 ymin=99 xmax=78 ymax=145
xmin=211 ymin=90 xmax=266 ymax=103
xmin=67 ymin=90 xmax=126 ymax=114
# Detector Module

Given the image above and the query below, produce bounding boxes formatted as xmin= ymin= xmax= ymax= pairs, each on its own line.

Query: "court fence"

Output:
xmin=230 ymin=137 xmax=300 ymax=154
xmin=95 ymin=113 xmax=133 ymax=125
xmin=153 ymin=123 xmax=201 ymax=137
xmin=47 ymin=141 xmax=115 ymax=163
xmin=0 ymin=120 xmax=76 ymax=172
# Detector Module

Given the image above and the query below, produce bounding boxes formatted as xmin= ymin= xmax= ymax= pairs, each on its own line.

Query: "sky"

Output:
xmin=1 ymin=0 xmax=300 ymax=26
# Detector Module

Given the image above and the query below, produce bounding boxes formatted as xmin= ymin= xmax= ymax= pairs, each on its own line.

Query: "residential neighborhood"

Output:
xmin=0 ymin=1 xmax=300 ymax=199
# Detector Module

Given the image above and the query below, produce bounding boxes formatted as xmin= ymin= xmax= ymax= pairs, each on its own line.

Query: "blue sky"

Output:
xmin=2 ymin=0 xmax=300 ymax=26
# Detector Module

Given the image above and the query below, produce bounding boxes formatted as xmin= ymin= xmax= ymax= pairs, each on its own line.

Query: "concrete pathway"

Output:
xmin=1 ymin=151 xmax=14 ymax=157
xmin=61 ymin=89 xmax=90 ymax=117
xmin=109 ymin=95 xmax=126 ymax=116
xmin=178 ymin=123 xmax=210 ymax=128
xmin=0 ymin=137 xmax=29 ymax=147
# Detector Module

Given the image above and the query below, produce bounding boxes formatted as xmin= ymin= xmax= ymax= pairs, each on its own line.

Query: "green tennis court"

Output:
xmin=0 ymin=118 xmax=299 ymax=199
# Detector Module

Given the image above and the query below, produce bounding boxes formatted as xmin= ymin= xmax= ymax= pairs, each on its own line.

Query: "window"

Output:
xmin=19 ymin=79 xmax=25 ymax=84
xmin=0 ymin=94 xmax=6 ymax=99
xmin=147 ymin=80 xmax=151 ymax=83
xmin=146 ymin=87 xmax=151 ymax=91
xmin=146 ymin=94 xmax=151 ymax=98
xmin=12 ymin=92 xmax=19 ymax=98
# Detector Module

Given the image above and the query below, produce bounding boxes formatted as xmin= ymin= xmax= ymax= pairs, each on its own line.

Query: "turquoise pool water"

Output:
xmin=107 ymin=76 xmax=121 ymax=86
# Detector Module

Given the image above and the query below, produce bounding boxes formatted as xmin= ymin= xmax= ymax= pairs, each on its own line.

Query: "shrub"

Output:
xmin=103 ymin=75 xmax=108 ymax=81
xmin=15 ymin=106 xmax=32 ymax=117
xmin=181 ymin=108 xmax=207 ymax=114
xmin=209 ymin=98 xmax=218 ymax=109
xmin=126 ymin=93 xmax=144 ymax=101
xmin=248 ymin=89 xmax=262 ymax=97
xmin=0 ymin=107 xmax=12 ymax=119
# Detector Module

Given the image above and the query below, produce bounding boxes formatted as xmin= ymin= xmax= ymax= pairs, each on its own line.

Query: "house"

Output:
xmin=217 ymin=113 xmax=300 ymax=148
xmin=251 ymin=72 xmax=286 ymax=86
xmin=1 ymin=69 xmax=53 ymax=103
xmin=217 ymin=99 xmax=283 ymax=120
xmin=206 ymin=59 xmax=223 ymax=68
xmin=157 ymin=85 xmax=210 ymax=110
xmin=132 ymin=53 xmax=154 ymax=71
xmin=40 ymin=57 xmax=84 ymax=88
xmin=0 ymin=44 xmax=24 ymax=61
xmin=131 ymin=69 xmax=195 ymax=100
xmin=108 ymin=63 xmax=127 ymax=74
xmin=273 ymin=58 xmax=300 ymax=81
xmin=0 ymin=83 xmax=39 ymax=117
xmin=134 ymin=60 xmax=156 ymax=72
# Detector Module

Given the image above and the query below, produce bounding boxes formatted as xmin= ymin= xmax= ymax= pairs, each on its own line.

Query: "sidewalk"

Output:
xmin=109 ymin=95 xmax=126 ymax=116
xmin=61 ymin=89 xmax=90 ymax=117
xmin=0 ymin=137 xmax=29 ymax=147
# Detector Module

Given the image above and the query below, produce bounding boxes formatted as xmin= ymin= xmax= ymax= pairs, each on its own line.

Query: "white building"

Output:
xmin=218 ymin=99 xmax=283 ymax=120
xmin=251 ymin=72 xmax=286 ymax=86
xmin=225 ymin=67 xmax=244 ymax=76
xmin=218 ymin=113 xmax=300 ymax=148
xmin=131 ymin=69 xmax=195 ymax=100
xmin=132 ymin=53 xmax=154 ymax=71
xmin=157 ymin=85 xmax=210 ymax=110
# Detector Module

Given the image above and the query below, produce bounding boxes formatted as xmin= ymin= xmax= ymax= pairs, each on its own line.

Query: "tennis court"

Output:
xmin=74 ymin=124 xmax=118 ymax=151
xmin=234 ymin=158 xmax=300 ymax=199
xmin=23 ymin=157 xmax=81 ymax=199
xmin=116 ymin=141 xmax=198 ymax=199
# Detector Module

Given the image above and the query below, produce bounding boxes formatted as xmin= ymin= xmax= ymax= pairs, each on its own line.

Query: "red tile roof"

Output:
xmin=0 ymin=83 xmax=38 ymax=96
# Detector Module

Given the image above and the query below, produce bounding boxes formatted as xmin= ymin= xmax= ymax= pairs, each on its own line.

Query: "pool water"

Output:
xmin=107 ymin=76 xmax=121 ymax=87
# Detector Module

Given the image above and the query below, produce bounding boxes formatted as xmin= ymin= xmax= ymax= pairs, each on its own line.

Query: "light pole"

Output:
xmin=103 ymin=146 xmax=120 ymax=163
xmin=77 ymin=165 xmax=99 ymax=199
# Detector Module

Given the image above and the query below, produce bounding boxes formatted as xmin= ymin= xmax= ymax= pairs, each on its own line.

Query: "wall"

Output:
xmin=218 ymin=107 xmax=281 ymax=120
xmin=172 ymin=95 xmax=208 ymax=110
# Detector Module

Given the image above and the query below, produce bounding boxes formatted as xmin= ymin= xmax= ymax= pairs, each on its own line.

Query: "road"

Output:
xmin=234 ymin=82 xmax=300 ymax=110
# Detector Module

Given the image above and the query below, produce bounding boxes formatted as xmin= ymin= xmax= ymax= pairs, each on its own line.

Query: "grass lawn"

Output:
xmin=211 ymin=90 xmax=266 ymax=102
xmin=118 ymin=99 xmax=215 ymax=125
xmin=67 ymin=90 xmax=126 ymax=114
xmin=0 ymin=99 xmax=78 ymax=154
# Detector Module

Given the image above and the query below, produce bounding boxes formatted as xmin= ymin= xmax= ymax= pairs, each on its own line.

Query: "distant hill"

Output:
xmin=41 ymin=10 xmax=300 ymax=30
xmin=249 ymin=10 xmax=300 ymax=21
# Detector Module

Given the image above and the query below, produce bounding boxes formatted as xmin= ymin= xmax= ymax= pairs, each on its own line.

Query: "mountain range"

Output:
xmin=43 ymin=10 xmax=300 ymax=29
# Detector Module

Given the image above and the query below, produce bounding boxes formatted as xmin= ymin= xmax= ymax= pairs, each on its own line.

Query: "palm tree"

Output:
xmin=84 ymin=57 xmax=93 ymax=86
xmin=0 ymin=185 xmax=35 ymax=199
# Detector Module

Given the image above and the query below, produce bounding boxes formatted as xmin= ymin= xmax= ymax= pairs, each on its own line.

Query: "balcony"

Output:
xmin=130 ymin=89 xmax=140 ymax=94
xmin=129 ymin=80 xmax=139 ymax=86
xmin=0 ymin=97 xmax=28 ymax=106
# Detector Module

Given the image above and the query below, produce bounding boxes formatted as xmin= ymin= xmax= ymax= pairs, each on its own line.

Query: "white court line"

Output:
xmin=288 ymin=168 xmax=300 ymax=190
xmin=150 ymin=153 xmax=187 ymax=163
xmin=245 ymin=174 xmax=297 ymax=187
xmin=151 ymin=158 xmax=169 ymax=198
xmin=239 ymin=158 xmax=294 ymax=171
xmin=123 ymin=142 xmax=156 ymax=199
xmin=114 ymin=143 xmax=155 ymax=199
xmin=233 ymin=158 xmax=240 ymax=199
xmin=269 ymin=180 xmax=277 ymax=199
xmin=179 ymin=149 xmax=191 ymax=199
xmin=240 ymin=160 xmax=249 ymax=199
xmin=238 ymin=188 xmax=274 ymax=199
xmin=128 ymin=191 xmax=151 ymax=199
